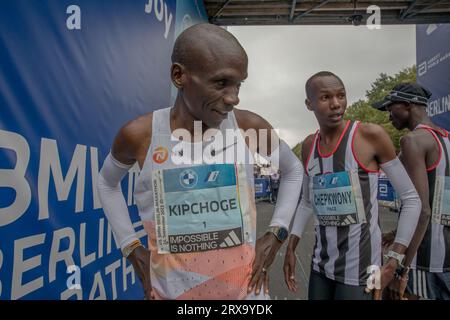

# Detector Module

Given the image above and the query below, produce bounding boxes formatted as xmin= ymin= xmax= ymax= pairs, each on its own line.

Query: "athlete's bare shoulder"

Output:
xmin=400 ymin=128 xmax=438 ymax=157
xmin=112 ymin=112 xmax=153 ymax=165
xmin=234 ymin=108 xmax=278 ymax=156
xmin=356 ymin=122 xmax=396 ymax=164
xmin=404 ymin=127 xmax=438 ymax=144
xmin=357 ymin=122 xmax=388 ymax=140
xmin=356 ymin=122 xmax=393 ymax=149
xmin=233 ymin=108 xmax=273 ymax=132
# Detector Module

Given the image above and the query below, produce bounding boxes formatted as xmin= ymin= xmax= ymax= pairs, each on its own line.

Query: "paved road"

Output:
xmin=255 ymin=200 xmax=398 ymax=300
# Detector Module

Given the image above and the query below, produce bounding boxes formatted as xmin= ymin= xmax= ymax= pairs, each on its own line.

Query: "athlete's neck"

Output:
xmin=408 ymin=108 xmax=438 ymax=132
xmin=171 ymin=98 xmax=212 ymax=141
xmin=319 ymin=120 xmax=347 ymax=145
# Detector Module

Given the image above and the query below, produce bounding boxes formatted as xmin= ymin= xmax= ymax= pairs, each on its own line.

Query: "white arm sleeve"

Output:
xmin=291 ymin=175 xmax=314 ymax=238
xmin=97 ymin=153 xmax=139 ymax=250
xmin=381 ymin=157 xmax=421 ymax=247
xmin=264 ymin=140 xmax=303 ymax=229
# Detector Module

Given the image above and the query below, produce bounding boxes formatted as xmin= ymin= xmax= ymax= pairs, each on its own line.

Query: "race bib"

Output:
xmin=311 ymin=170 xmax=366 ymax=227
xmin=432 ymin=176 xmax=450 ymax=226
xmin=152 ymin=164 xmax=245 ymax=254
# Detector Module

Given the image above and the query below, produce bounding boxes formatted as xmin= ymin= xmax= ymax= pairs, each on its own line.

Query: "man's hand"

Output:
xmin=283 ymin=243 xmax=298 ymax=292
xmin=382 ymin=230 xmax=396 ymax=249
xmin=248 ymin=232 xmax=283 ymax=296
xmin=384 ymin=276 xmax=408 ymax=300
xmin=128 ymin=246 xmax=154 ymax=300
xmin=365 ymin=258 xmax=398 ymax=300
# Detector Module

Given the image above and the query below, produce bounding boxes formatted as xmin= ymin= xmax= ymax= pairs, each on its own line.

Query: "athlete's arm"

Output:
xmin=235 ymin=109 xmax=303 ymax=295
xmin=362 ymin=124 xmax=421 ymax=292
xmin=362 ymin=124 xmax=421 ymax=249
xmin=284 ymin=135 xmax=315 ymax=292
xmin=289 ymin=135 xmax=315 ymax=239
xmin=290 ymin=177 xmax=313 ymax=238
xmin=284 ymin=176 xmax=313 ymax=292
xmin=398 ymin=133 xmax=431 ymax=269
xmin=103 ymin=114 xmax=152 ymax=248
xmin=97 ymin=114 xmax=154 ymax=299
xmin=266 ymin=140 xmax=304 ymax=228
xmin=383 ymin=133 xmax=432 ymax=299
xmin=235 ymin=109 xmax=303 ymax=229
xmin=98 ymin=153 xmax=137 ymax=249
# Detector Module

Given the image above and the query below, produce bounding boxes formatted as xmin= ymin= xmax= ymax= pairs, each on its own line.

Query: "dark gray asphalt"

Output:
xmin=255 ymin=200 xmax=398 ymax=300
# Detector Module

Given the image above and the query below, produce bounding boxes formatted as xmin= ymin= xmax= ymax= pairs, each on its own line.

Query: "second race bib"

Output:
xmin=311 ymin=170 xmax=366 ymax=227
xmin=432 ymin=176 xmax=450 ymax=226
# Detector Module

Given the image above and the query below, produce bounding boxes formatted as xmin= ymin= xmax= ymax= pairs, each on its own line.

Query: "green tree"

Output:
xmin=344 ymin=66 xmax=416 ymax=151
xmin=292 ymin=142 xmax=302 ymax=161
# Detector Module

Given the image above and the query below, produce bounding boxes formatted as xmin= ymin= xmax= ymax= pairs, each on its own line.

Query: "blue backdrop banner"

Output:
xmin=416 ymin=24 xmax=450 ymax=130
xmin=0 ymin=0 xmax=206 ymax=300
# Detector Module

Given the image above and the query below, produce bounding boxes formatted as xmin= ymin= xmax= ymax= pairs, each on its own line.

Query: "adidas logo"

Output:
xmin=219 ymin=230 xmax=242 ymax=248
xmin=207 ymin=170 xmax=220 ymax=182
xmin=426 ymin=24 xmax=438 ymax=35
xmin=331 ymin=176 xmax=339 ymax=185
xmin=342 ymin=215 xmax=356 ymax=225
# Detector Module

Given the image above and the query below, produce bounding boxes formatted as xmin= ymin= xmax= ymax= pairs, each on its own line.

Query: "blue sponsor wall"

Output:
xmin=377 ymin=25 xmax=450 ymax=205
xmin=378 ymin=178 xmax=396 ymax=202
xmin=0 ymin=0 xmax=206 ymax=300
xmin=417 ymin=24 xmax=450 ymax=130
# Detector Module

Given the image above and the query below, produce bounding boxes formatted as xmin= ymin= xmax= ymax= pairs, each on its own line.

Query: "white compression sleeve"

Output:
xmin=290 ymin=175 xmax=314 ymax=238
xmin=265 ymin=140 xmax=304 ymax=229
xmin=381 ymin=157 xmax=421 ymax=247
xmin=97 ymin=153 xmax=139 ymax=250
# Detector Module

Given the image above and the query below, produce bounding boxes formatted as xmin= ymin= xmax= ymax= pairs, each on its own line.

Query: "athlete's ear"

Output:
xmin=305 ymin=98 xmax=313 ymax=111
xmin=171 ymin=63 xmax=187 ymax=89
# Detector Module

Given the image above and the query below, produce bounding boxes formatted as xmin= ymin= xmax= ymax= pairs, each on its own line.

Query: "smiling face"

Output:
xmin=387 ymin=102 xmax=409 ymax=130
xmin=181 ymin=51 xmax=248 ymax=128
xmin=171 ymin=24 xmax=248 ymax=129
xmin=306 ymin=75 xmax=347 ymax=129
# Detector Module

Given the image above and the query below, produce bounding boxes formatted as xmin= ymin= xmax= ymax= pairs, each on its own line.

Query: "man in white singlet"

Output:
xmin=97 ymin=23 xmax=303 ymax=300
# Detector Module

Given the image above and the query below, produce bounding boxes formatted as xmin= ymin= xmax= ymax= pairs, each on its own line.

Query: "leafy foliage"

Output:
xmin=344 ymin=66 xmax=416 ymax=150
xmin=292 ymin=142 xmax=302 ymax=161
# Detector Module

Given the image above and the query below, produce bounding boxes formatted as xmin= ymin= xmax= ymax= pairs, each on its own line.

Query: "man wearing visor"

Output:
xmin=96 ymin=23 xmax=303 ymax=300
xmin=373 ymin=82 xmax=450 ymax=300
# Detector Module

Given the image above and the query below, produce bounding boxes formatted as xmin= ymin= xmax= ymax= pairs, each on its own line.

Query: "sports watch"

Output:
xmin=384 ymin=250 xmax=405 ymax=267
xmin=267 ymin=226 xmax=289 ymax=242
xmin=395 ymin=265 xmax=410 ymax=280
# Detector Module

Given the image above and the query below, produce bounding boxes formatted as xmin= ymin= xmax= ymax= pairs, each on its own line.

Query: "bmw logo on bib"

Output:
xmin=180 ymin=169 xmax=198 ymax=188
xmin=318 ymin=176 xmax=326 ymax=187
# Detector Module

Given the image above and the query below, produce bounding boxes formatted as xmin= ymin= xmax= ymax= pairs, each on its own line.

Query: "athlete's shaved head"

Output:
xmin=169 ymin=23 xmax=248 ymax=129
xmin=305 ymin=71 xmax=344 ymax=99
xmin=171 ymin=23 xmax=247 ymax=71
